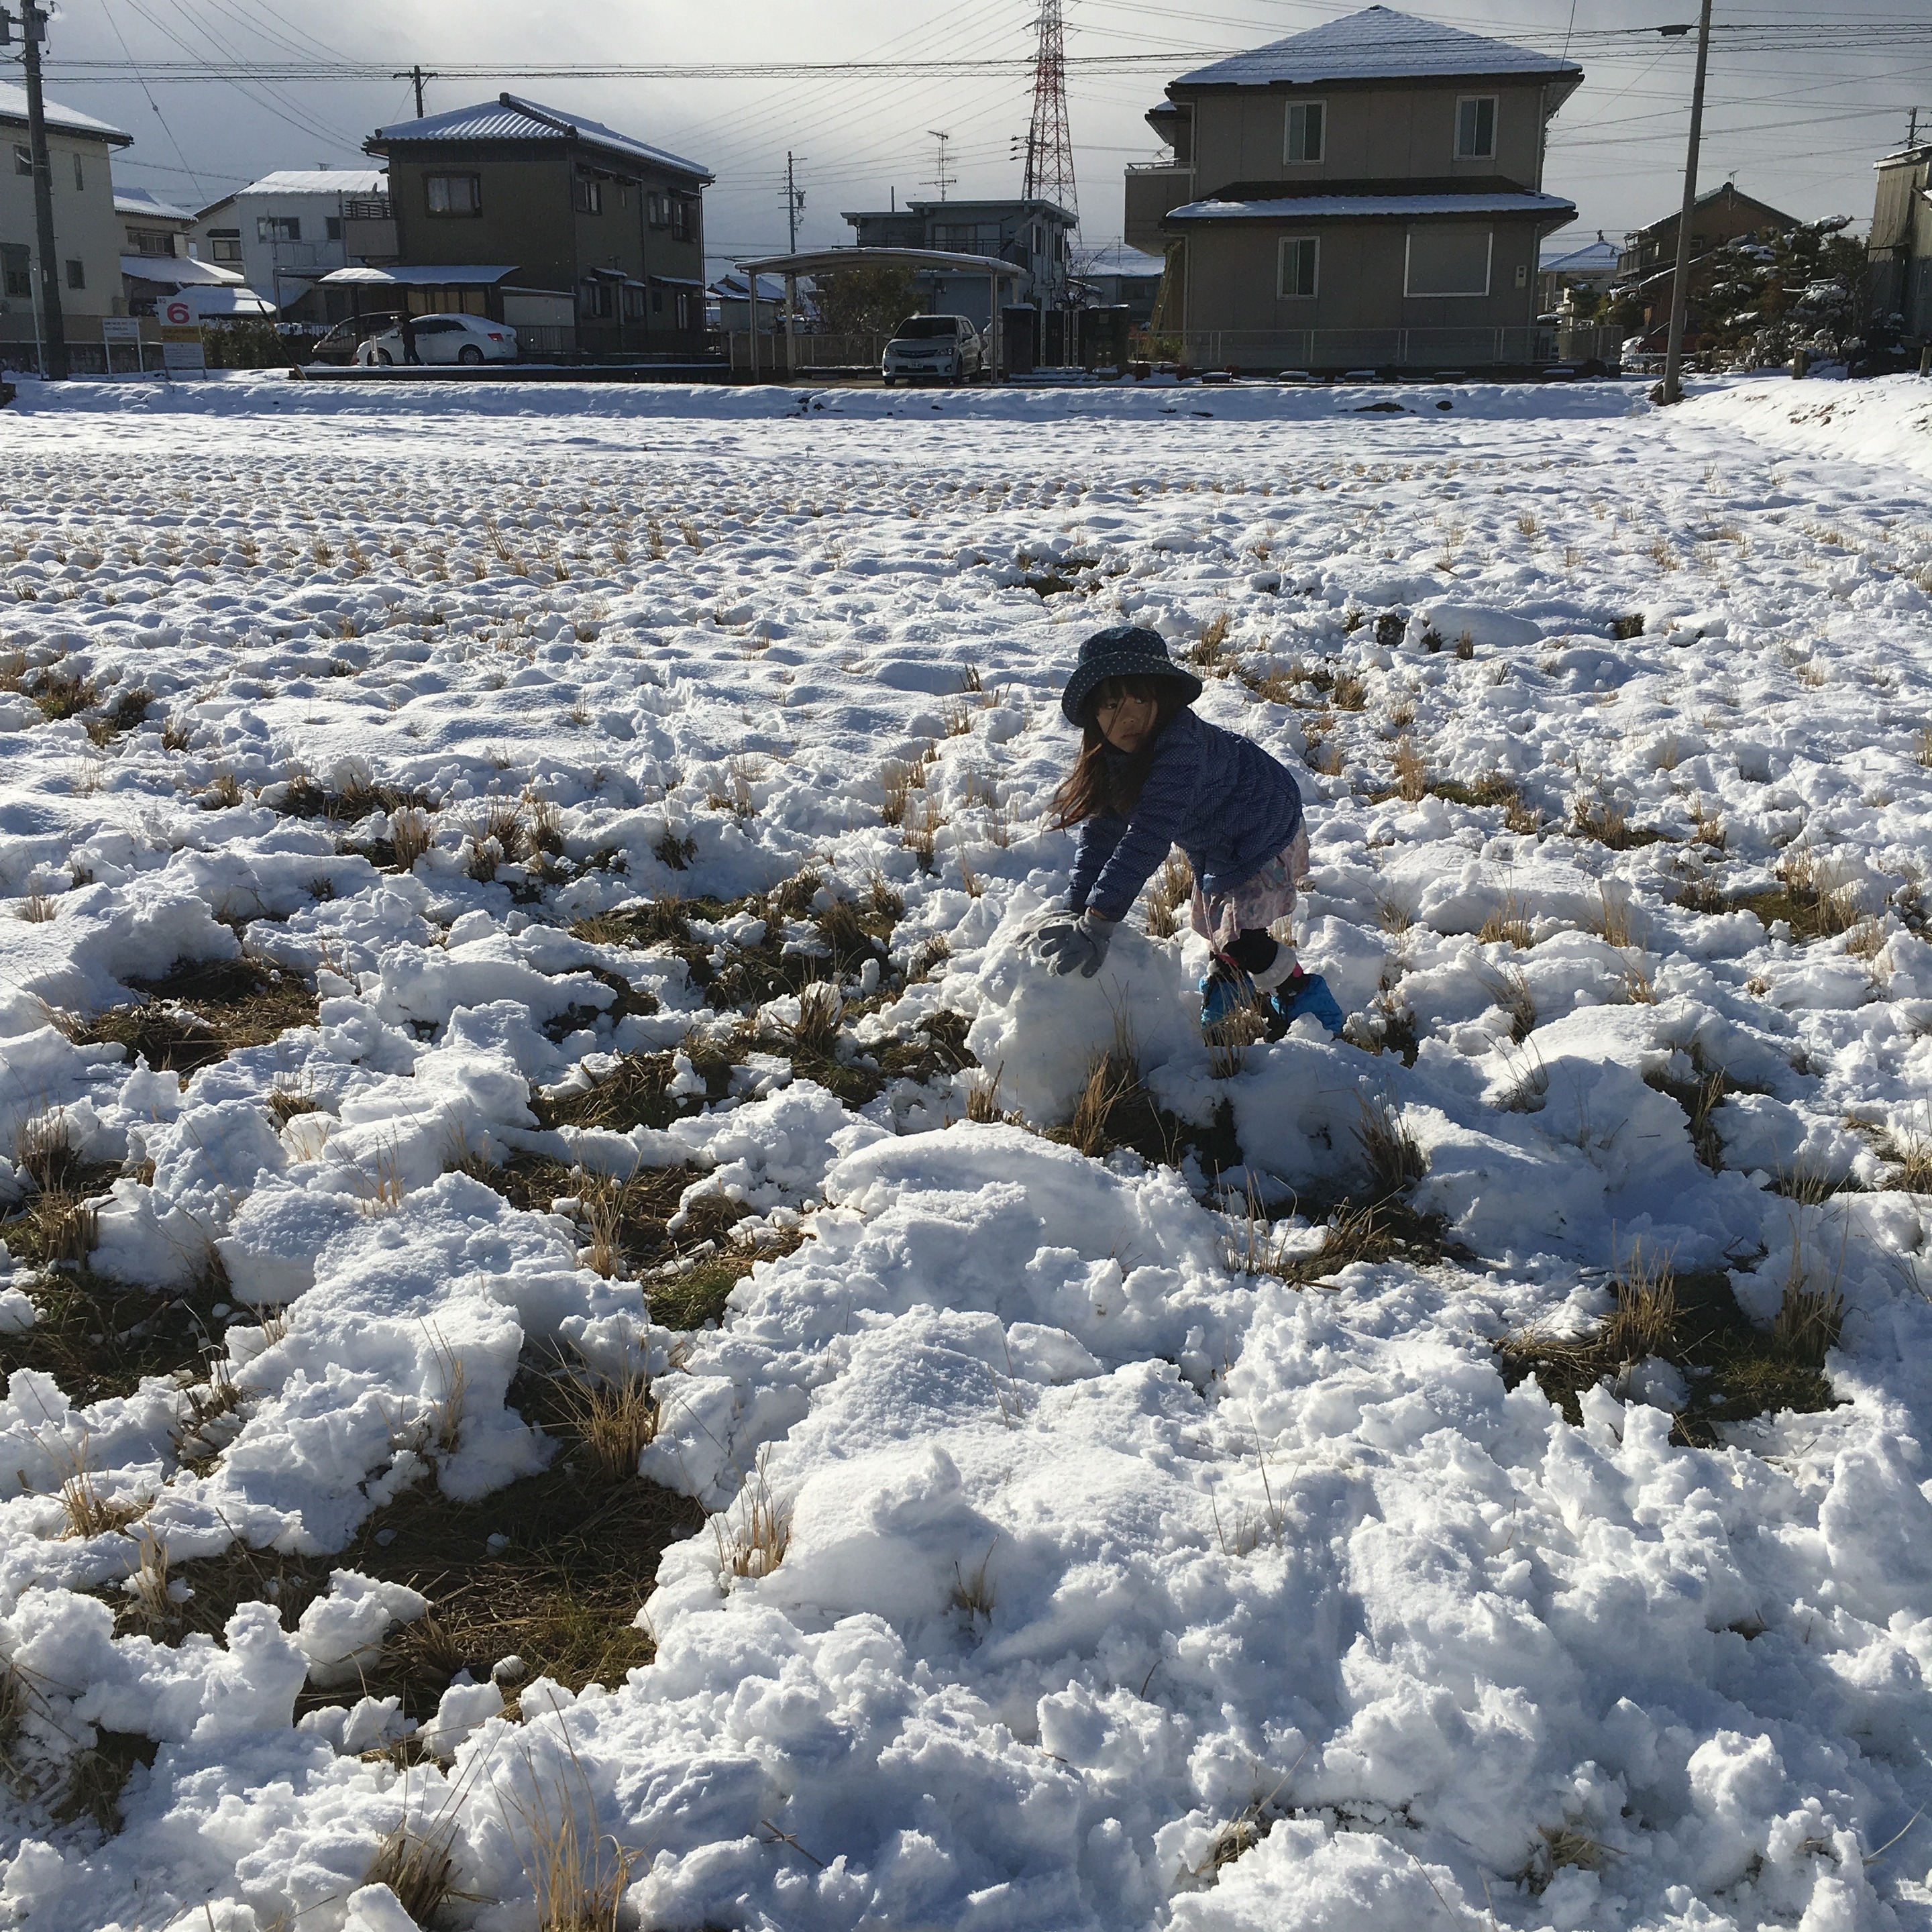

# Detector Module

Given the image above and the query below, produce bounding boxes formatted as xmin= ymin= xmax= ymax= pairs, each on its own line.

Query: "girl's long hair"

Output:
xmin=1049 ymin=676 xmax=1191 ymax=827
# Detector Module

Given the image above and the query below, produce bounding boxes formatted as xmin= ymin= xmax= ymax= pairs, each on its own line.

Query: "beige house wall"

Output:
xmin=1179 ymin=219 xmax=1542 ymax=335
xmin=1189 ymin=80 xmax=1552 ymax=192
xmin=0 ymin=125 xmax=129 ymax=338
xmin=1124 ymin=167 xmax=1192 ymax=254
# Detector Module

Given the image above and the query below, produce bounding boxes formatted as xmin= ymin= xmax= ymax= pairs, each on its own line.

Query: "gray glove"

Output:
xmin=1034 ymin=909 xmax=1114 ymax=979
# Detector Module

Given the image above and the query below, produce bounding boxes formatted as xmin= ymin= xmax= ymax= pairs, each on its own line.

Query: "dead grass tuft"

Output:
xmin=365 ymin=1814 xmax=461 ymax=1924
xmin=1144 ymin=853 xmax=1193 ymax=939
xmin=715 ymin=1449 xmax=791 ymax=1580
xmin=1353 ymin=1095 xmax=1426 ymax=1199
xmin=1479 ymin=892 xmax=1533 ymax=949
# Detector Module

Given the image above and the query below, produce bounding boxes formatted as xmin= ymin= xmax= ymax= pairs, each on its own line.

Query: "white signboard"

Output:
xmin=159 ymin=303 xmax=206 ymax=377
xmin=101 ymin=317 xmax=142 ymax=343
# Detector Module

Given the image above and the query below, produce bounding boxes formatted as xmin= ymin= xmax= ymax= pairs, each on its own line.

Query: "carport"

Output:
xmin=735 ymin=246 xmax=1027 ymax=382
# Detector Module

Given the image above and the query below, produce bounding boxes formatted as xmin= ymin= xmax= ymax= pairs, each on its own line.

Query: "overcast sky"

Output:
xmin=24 ymin=0 xmax=1928 ymax=268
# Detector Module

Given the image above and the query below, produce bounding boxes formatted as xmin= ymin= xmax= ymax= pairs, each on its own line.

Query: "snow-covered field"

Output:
xmin=1 ymin=368 xmax=1930 ymax=1932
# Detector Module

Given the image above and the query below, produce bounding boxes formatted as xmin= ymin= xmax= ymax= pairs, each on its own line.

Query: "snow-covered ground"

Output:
xmin=0 ymin=368 xmax=1930 ymax=1932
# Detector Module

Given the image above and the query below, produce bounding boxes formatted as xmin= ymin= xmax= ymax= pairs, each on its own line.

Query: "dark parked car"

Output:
xmin=307 ymin=313 xmax=405 ymax=367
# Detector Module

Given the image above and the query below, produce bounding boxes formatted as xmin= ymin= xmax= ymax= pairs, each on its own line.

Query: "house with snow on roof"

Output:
xmin=189 ymin=167 xmax=391 ymax=325
xmin=1132 ymin=5 xmax=1585 ymax=373
xmin=117 ymin=186 xmax=272 ymax=325
xmin=350 ymin=95 xmax=713 ymax=360
xmin=1 ymin=81 xmax=132 ymax=371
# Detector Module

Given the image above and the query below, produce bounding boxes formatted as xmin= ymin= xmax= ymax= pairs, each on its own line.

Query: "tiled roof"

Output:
xmin=1173 ymin=6 xmax=1580 ymax=89
xmin=369 ymin=93 xmax=710 ymax=180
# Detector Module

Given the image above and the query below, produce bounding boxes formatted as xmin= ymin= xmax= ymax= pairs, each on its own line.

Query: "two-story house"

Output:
xmin=117 ymin=184 xmax=269 ymax=323
xmin=1610 ymin=182 xmax=1799 ymax=337
xmin=1 ymin=81 xmax=131 ymax=372
xmin=357 ymin=95 xmax=712 ymax=358
xmin=189 ymin=168 xmax=389 ymax=321
xmin=840 ymin=197 xmax=1076 ymax=329
xmin=1134 ymin=5 xmax=1583 ymax=372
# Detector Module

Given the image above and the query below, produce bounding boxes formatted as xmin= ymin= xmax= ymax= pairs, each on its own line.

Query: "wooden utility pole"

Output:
xmin=3 ymin=0 xmax=68 ymax=378
xmin=1660 ymin=0 xmax=1715 ymax=406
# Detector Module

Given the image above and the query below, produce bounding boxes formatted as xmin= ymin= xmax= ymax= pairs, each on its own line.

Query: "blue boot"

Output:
xmin=1199 ymin=965 xmax=1260 ymax=1028
xmin=1273 ymin=970 xmax=1345 ymax=1035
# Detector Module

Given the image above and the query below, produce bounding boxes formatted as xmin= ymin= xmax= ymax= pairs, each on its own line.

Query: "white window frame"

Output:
xmin=1403 ymin=227 xmax=1493 ymax=299
xmin=1454 ymin=95 xmax=1497 ymax=161
xmin=1278 ymin=233 xmax=1320 ymax=300
xmin=1283 ymin=98 xmax=1326 ymax=166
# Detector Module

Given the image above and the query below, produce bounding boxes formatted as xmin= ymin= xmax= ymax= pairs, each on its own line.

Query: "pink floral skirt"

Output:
xmin=1189 ymin=827 xmax=1311 ymax=951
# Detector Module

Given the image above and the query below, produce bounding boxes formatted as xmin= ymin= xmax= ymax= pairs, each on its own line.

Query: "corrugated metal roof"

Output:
xmin=1173 ymin=6 xmax=1580 ymax=89
xmin=0 ymin=81 xmax=131 ymax=144
xmin=239 ymin=169 xmax=387 ymax=197
xmin=370 ymin=93 xmax=710 ymax=180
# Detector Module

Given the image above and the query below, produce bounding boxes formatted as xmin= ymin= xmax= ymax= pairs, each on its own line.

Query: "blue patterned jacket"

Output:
xmin=1068 ymin=709 xmax=1304 ymax=922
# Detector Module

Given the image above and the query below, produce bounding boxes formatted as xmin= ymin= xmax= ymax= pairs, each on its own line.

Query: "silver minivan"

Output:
xmin=881 ymin=314 xmax=985 ymax=386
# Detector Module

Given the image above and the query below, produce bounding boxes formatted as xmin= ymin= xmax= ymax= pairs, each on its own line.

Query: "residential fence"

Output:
xmin=724 ymin=330 xmax=890 ymax=372
xmin=1140 ymin=324 xmax=1620 ymax=373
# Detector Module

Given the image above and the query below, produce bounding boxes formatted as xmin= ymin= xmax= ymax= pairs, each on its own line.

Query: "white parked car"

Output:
xmin=881 ymin=314 xmax=985 ymax=386
xmin=356 ymin=313 xmax=518 ymax=366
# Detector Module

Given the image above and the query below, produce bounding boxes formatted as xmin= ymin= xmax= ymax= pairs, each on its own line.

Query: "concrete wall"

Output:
xmin=1179 ymin=217 xmax=1541 ymax=335
xmin=0 ymin=123 xmax=128 ymax=347
xmin=1187 ymin=80 xmax=1551 ymax=192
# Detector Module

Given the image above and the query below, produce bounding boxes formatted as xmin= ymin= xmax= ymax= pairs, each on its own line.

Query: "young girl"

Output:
xmin=1033 ymin=625 xmax=1345 ymax=1036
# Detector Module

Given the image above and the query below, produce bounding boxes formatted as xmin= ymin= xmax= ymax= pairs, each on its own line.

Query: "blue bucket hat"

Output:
xmin=1059 ymin=625 xmax=1203 ymax=727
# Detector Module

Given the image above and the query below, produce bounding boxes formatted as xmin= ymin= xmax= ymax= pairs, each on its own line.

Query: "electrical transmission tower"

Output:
xmin=1022 ymin=0 xmax=1077 ymax=224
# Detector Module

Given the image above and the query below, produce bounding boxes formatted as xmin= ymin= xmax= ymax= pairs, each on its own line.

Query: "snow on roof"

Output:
xmin=119 ymin=254 xmax=247 ymax=286
xmin=0 ymin=80 xmax=131 ymax=145
xmin=1173 ymin=6 xmax=1580 ymax=89
xmin=1071 ymin=246 xmax=1168 ymax=278
xmin=316 ymin=264 xmax=519 ymax=286
xmin=115 ymin=189 xmax=196 ymax=223
xmin=1169 ymin=188 xmax=1576 ymax=221
xmin=1540 ymin=235 xmax=1619 ymax=273
xmin=369 ymin=93 xmax=710 ymax=182
xmin=239 ymin=169 xmax=386 ymax=197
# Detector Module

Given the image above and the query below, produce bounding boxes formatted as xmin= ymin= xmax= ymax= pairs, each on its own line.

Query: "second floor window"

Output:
xmin=125 ymin=228 xmax=176 ymax=257
xmin=1278 ymin=235 xmax=1318 ymax=299
xmin=208 ymin=230 xmax=243 ymax=264
xmin=12 ymin=145 xmax=30 ymax=177
xmin=72 ymin=152 xmax=84 ymax=191
xmin=670 ymin=196 xmax=691 ymax=240
xmin=1456 ymin=96 xmax=1497 ymax=160
xmin=258 ymin=215 xmax=301 ymax=243
xmin=426 ymin=173 xmax=481 ymax=217
xmin=65 ymin=258 xmax=85 ymax=289
xmin=325 ymin=216 xmax=342 ymax=241
xmin=574 ymin=175 xmax=603 ymax=215
xmin=1285 ymin=100 xmax=1325 ymax=164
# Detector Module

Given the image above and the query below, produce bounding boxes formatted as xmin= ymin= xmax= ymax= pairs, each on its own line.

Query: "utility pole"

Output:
xmin=2 ymin=0 xmax=68 ymax=379
xmin=784 ymin=152 xmax=805 ymax=254
xmin=392 ymin=64 xmax=439 ymax=118
xmin=1660 ymin=0 xmax=1714 ymax=407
